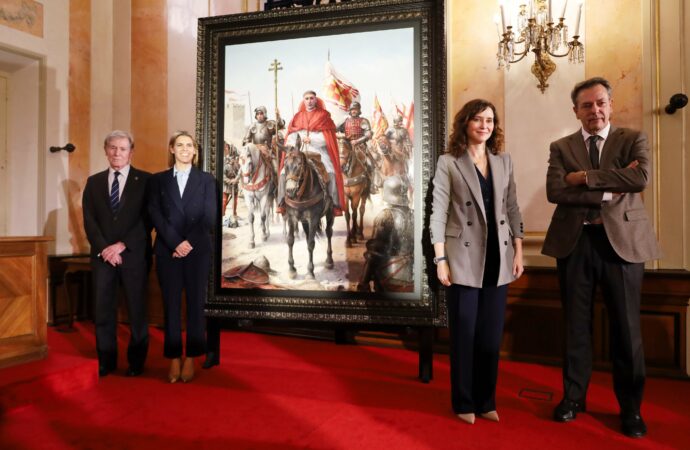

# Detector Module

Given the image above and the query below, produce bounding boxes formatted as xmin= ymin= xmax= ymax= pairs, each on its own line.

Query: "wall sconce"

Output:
xmin=49 ymin=143 xmax=76 ymax=153
xmin=496 ymin=0 xmax=584 ymax=93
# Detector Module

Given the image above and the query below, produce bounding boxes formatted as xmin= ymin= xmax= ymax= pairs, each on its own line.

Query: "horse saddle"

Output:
xmin=303 ymin=151 xmax=329 ymax=191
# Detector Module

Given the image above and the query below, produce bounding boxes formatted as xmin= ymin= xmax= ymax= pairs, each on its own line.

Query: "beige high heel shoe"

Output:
xmin=181 ymin=357 xmax=195 ymax=383
xmin=457 ymin=413 xmax=476 ymax=424
xmin=480 ymin=411 xmax=500 ymax=422
xmin=168 ymin=358 xmax=181 ymax=384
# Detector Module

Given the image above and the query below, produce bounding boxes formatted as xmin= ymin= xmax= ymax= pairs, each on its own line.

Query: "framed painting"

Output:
xmin=197 ymin=0 xmax=446 ymax=325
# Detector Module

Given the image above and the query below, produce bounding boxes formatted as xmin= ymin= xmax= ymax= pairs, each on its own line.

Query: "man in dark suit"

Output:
xmin=82 ymin=130 xmax=152 ymax=377
xmin=543 ymin=77 xmax=661 ymax=438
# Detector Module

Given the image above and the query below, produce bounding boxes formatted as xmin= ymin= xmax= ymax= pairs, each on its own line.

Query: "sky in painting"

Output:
xmin=224 ymin=26 xmax=415 ymax=125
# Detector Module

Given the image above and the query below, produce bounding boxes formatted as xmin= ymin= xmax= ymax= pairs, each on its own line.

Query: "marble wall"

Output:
xmin=0 ymin=0 xmax=687 ymax=269
xmin=448 ymin=0 xmax=648 ymax=266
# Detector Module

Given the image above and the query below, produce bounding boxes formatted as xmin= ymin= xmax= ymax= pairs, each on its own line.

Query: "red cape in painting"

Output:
xmin=283 ymin=97 xmax=345 ymax=214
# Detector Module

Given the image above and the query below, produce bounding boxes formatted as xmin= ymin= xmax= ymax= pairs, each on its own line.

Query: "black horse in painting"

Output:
xmin=283 ymin=147 xmax=334 ymax=279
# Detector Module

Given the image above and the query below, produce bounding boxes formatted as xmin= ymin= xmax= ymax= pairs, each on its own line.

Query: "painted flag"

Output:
xmin=225 ymin=89 xmax=245 ymax=102
xmin=372 ymin=94 xmax=389 ymax=140
xmin=322 ymin=60 xmax=360 ymax=125
xmin=395 ymin=103 xmax=406 ymax=121
xmin=394 ymin=100 xmax=415 ymax=142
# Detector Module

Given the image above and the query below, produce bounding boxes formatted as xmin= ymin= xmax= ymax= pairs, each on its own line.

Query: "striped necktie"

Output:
xmin=110 ymin=171 xmax=120 ymax=212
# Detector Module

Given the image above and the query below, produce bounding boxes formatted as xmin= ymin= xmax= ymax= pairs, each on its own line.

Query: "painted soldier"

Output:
xmin=222 ymin=141 xmax=240 ymax=228
xmin=337 ymin=101 xmax=378 ymax=192
xmin=357 ymin=175 xmax=414 ymax=292
xmin=243 ymin=106 xmax=284 ymax=150
xmin=243 ymin=106 xmax=284 ymax=176
xmin=386 ymin=114 xmax=413 ymax=161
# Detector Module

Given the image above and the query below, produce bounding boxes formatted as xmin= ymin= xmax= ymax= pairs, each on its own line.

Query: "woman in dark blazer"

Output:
xmin=149 ymin=131 xmax=216 ymax=383
xmin=430 ymin=99 xmax=524 ymax=424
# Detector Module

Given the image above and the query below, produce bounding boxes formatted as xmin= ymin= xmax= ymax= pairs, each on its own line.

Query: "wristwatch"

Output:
xmin=433 ymin=256 xmax=448 ymax=265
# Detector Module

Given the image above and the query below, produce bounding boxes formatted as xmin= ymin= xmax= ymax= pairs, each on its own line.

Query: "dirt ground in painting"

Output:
xmin=220 ymin=194 xmax=388 ymax=292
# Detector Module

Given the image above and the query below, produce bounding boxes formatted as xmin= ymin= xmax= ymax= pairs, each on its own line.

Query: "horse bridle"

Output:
xmin=284 ymin=150 xmax=323 ymax=208
xmin=241 ymin=150 xmax=271 ymax=192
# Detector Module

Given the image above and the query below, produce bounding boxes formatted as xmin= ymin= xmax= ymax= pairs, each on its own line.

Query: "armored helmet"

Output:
xmin=349 ymin=101 xmax=361 ymax=111
xmin=382 ymin=175 xmax=409 ymax=207
xmin=254 ymin=106 xmax=267 ymax=117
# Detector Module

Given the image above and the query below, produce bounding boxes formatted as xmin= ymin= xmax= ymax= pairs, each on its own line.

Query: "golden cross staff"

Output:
xmin=268 ymin=59 xmax=283 ymax=124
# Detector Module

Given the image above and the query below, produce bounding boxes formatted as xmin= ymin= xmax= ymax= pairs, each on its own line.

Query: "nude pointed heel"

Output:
xmin=457 ymin=413 xmax=476 ymax=424
xmin=480 ymin=411 xmax=500 ymax=422
xmin=168 ymin=358 xmax=181 ymax=384
xmin=181 ymin=357 xmax=195 ymax=383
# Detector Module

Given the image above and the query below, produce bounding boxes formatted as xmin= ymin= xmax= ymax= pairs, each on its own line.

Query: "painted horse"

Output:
xmin=283 ymin=147 xmax=334 ymax=279
xmin=238 ymin=143 xmax=275 ymax=248
xmin=374 ymin=135 xmax=408 ymax=180
xmin=337 ymin=135 xmax=370 ymax=247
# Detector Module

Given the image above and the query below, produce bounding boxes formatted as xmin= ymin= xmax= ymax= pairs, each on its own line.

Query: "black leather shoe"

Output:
xmin=621 ymin=412 xmax=647 ymax=438
xmin=202 ymin=352 xmax=219 ymax=369
xmin=98 ymin=366 xmax=113 ymax=377
xmin=125 ymin=366 xmax=144 ymax=377
xmin=553 ymin=398 xmax=586 ymax=422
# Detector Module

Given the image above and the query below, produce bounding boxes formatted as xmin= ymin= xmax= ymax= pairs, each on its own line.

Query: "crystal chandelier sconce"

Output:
xmin=496 ymin=0 xmax=585 ymax=93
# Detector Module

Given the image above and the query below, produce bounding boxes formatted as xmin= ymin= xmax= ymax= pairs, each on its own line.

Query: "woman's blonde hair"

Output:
xmin=168 ymin=131 xmax=199 ymax=167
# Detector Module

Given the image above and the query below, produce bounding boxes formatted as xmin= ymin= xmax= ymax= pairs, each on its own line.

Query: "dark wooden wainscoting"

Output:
xmin=257 ymin=268 xmax=689 ymax=379
xmin=49 ymin=255 xmax=167 ymax=328
xmin=501 ymin=267 xmax=689 ymax=378
xmin=46 ymin=257 xmax=689 ymax=378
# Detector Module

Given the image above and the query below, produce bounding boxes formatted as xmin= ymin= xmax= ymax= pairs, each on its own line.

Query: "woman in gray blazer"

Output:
xmin=430 ymin=99 xmax=524 ymax=424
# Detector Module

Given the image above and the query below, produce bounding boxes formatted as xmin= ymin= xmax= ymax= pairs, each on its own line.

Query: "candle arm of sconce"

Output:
xmin=507 ymin=51 xmax=531 ymax=64
xmin=545 ymin=49 xmax=574 ymax=58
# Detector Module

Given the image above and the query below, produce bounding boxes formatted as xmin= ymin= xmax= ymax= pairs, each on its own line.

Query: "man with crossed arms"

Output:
xmin=543 ymin=77 xmax=661 ymax=438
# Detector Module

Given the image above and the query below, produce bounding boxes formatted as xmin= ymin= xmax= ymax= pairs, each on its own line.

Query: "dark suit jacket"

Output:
xmin=148 ymin=167 xmax=217 ymax=259
xmin=430 ymin=151 xmax=524 ymax=288
xmin=542 ymin=126 xmax=661 ymax=263
xmin=82 ymin=166 xmax=152 ymax=266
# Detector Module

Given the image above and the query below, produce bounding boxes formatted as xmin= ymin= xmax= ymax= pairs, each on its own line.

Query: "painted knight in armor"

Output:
xmin=243 ymin=106 xmax=284 ymax=150
xmin=222 ymin=141 xmax=240 ymax=227
xmin=386 ymin=114 xmax=413 ymax=160
xmin=357 ymin=175 xmax=414 ymax=292
xmin=337 ymin=102 xmax=377 ymax=192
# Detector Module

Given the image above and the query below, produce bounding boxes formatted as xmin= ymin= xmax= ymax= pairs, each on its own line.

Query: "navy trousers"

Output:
xmin=156 ymin=249 xmax=210 ymax=359
xmin=447 ymin=283 xmax=508 ymax=414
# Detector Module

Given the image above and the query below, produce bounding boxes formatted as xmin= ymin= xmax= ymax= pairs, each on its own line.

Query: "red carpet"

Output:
xmin=1 ymin=323 xmax=689 ymax=449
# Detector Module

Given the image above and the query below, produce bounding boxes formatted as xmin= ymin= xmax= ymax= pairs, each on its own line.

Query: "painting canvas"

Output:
xmin=198 ymin=0 xmax=445 ymax=325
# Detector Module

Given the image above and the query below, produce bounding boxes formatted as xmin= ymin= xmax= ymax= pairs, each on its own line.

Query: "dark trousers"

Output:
xmin=447 ymin=283 xmax=508 ymax=414
xmin=92 ymin=258 xmax=149 ymax=371
xmin=557 ymin=225 xmax=645 ymax=413
xmin=156 ymin=250 xmax=210 ymax=359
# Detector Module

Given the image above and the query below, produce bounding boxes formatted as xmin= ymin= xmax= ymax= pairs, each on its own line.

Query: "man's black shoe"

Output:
xmin=621 ymin=412 xmax=647 ymax=438
xmin=98 ymin=366 xmax=113 ymax=377
xmin=202 ymin=352 xmax=219 ymax=369
xmin=553 ymin=398 xmax=586 ymax=422
xmin=125 ymin=366 xmax=144 ymax=377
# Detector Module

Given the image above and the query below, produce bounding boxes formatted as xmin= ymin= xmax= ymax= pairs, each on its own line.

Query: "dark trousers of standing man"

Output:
xmin=92 ymin=259 xmax=149 ymax=372
xmin=556 ymin=225 xmax=646 ymax=414
xmin=156 ymin=249 xmax=210 ymax=359
xmin=447 ymin=283 xmax=508 ymax=414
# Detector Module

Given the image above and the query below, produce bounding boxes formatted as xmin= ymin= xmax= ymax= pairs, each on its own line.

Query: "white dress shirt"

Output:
xmin=581 ymin=123 xmax=612 ymax=202
xmin=108 ymin=164 xmax=130 ymax=201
